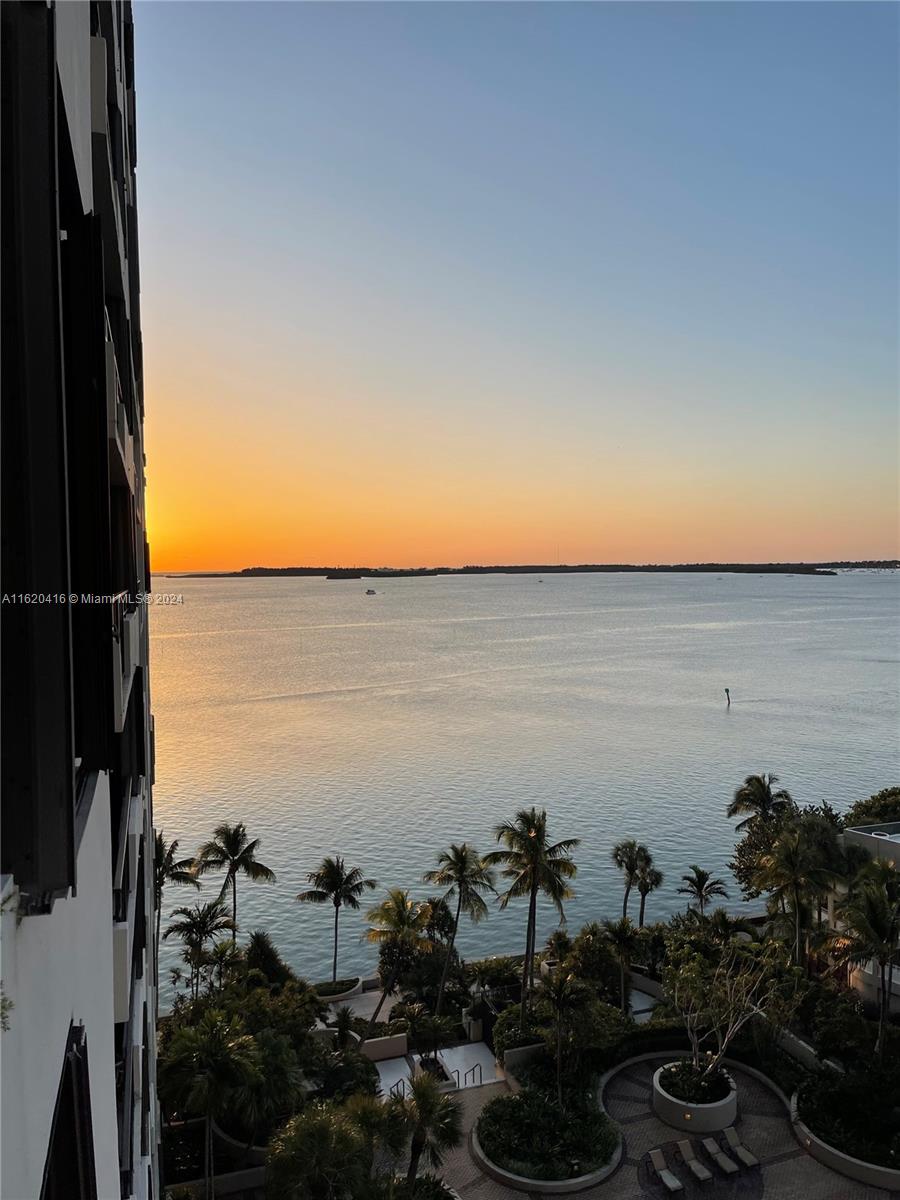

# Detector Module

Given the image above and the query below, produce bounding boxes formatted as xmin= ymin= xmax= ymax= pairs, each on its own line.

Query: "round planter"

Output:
xmin=790 ymin=1095 xmax=900 ymax=1193
xmin=652 ymin=1063 xmax=738 ymax=1133
xmin=470 ymin=1125 xmax=622 ymax=1195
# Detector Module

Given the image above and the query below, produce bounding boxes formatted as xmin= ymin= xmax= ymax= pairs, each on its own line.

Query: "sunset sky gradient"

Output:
xmin=135 ymin=2 xmax=898 ymax=572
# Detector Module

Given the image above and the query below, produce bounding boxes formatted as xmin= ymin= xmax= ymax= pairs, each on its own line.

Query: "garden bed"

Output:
xmin=474 ymin=1073 xmax=620 ymax=1190
xmin=315 ymin=977 xmax=362 ymax=1000
xmin=652 ymin=1062 xmax=737 ymax=1132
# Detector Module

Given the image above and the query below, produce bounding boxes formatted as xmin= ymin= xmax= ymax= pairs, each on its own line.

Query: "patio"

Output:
xmin=440 ymin=1056 xmax=895 ymax=1199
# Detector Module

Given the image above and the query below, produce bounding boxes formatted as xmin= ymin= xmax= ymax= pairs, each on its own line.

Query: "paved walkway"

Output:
xmin=441 ymin=1057 xmax=894 ymax=1199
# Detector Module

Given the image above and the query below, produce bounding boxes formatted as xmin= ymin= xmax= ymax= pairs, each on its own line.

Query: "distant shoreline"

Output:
xmin=163 ymin=560 xmax=899 ymax=580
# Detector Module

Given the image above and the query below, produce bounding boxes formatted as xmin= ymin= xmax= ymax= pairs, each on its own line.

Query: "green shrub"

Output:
xmin=843 ymin=786 xmax=900 ymax=828
xmin=314 ymin=1048 xmax=379 ymax=1102
xmin=659 ymin=1061 xmax=731 ymax=1104
xmin=491 ymin=1005 xmax=544 ymax=1064
xmin=315 ymin=978 xmax=360 ymax=997
xmin=797 ymin=1066 xmax=900 ymax=1168
xmin=477 ymin=1089 xmax=618 ymax=1180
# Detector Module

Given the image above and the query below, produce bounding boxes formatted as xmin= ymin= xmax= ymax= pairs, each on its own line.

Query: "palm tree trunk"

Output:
xmin=231 ymin=872 xmax=237 ymax=943
xmin=622 ymin=883 xmax=631 ymax=920
xmin=794 ymin=887 xmax=801 ymax=966
xmin=638 ymin=891 xmax=647 ymax=927
xmin=332 ymin=902 xmax=340 ymax=983
xmin=519 ymin=886 xmax=537 ymax=1029
xmin=362 ymin=966 xmax=398 ymax=1045
xmin=406 ymin=1127 xmax=425 ymax=1184
xmin=527 ymin=886 xmax=538 ymax=1000
xmin=436 ymin=894 xmax=462 ymax=1017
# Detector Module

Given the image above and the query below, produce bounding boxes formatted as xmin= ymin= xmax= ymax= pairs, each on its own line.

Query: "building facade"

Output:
xmin=830 ymin=823 xmax=900 ymax=1013
xmin=1 ymin=3 xmax=158 ymax=1198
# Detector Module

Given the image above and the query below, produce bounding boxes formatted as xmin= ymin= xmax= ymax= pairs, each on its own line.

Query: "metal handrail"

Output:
xmin=464 ymin=1063 xmax=483 ymax=1086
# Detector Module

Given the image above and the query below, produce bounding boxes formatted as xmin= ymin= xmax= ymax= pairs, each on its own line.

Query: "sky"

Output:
xmin=135 ymin=2 xmax=899 ymax=572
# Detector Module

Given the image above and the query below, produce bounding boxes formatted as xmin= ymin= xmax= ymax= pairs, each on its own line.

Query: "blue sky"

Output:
xmin=134 ymin=2 xmax=899 ymax=568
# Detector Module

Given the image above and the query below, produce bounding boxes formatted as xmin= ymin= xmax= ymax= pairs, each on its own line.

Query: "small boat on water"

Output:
xmin=366 ymin=588 xmax=377 ymax=595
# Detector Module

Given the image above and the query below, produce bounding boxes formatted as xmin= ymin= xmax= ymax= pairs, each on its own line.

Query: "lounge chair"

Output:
xmin=701 ymin=1136 xmax=739 ymax=1175
xmin=649 ymin=1148 xmax=684 ymax=1193
xmin=676 ymin=1139 xmax=713 ymax=1183
xmin=723 ymin=1126 xmax=759 ymax=1168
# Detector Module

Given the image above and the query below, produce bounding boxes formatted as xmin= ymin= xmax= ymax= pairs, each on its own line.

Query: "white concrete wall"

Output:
xmin=1 ymin=775 xmax=120 ymax=1200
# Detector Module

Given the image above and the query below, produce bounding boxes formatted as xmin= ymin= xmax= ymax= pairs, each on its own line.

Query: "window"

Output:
xmin=41 ymin=1024 xmax=98 ymax=1200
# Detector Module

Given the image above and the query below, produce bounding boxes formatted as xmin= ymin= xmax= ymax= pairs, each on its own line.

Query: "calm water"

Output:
xmin=150 ymin=571 xmax=899 ymax=989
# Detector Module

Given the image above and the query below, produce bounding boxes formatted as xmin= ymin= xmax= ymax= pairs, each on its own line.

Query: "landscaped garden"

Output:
xmin=154 ymin=782 xmax=900 ymax=1196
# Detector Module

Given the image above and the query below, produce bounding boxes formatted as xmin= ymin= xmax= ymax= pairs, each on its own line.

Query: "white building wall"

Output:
xmin=1 ymin=776 xmax=120 ymax=1200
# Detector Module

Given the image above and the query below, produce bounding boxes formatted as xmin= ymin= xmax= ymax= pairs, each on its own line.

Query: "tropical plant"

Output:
xmin=484 ymin=808 xmax=579 ymax=1028
xmin=727 ymin=772 xmax=792 ymax=830
xmin=266 ymin=1102 xmax=369 ymax=1200
xmin=154 ymin=832 xmax=201 ymax=978
xmin=663 ymin=939 xmax=789 ymax=1082
xmin=194 ymin=822 xmax=276 ymax=940
xmin=842 ymin=786 xmax=900 ymax=829
xmin=636 ymin=862 xmax=663 ymax=927
xmin=754 ymin=824 xmax=838 ymax=965
xmin=396 ymin=1071 xmax=463 ymax=1184
xmin=544 ymin=927 xmax=573 ymax=962
xmin=827 ymin=870 xmax=900 ymax=1058
xmin=333 ymin=1004 xmax=354 ymax=1050
xmin=600 ymin=917 xmax=639 ymax=1014
xmin=297 ymin=856 xmax=377 ymax=983
xmin=611 ymin=840 xmax=651 ymax=920
xmin=158 ymin=1009 xmax=259 ymax=1199
xmin=677 ymin=865 xmax=728 ymax=917
xmin=231 ymin=1028 xmax=302 ymax=1148
xmin=703 ymin=907 xmax=756 ymax=944
xmin=246 ymin=928 xmax=295 ymax=988
xmin=422 ymin=843 xmax=494 ymax=1014
xmin=542 ymin=971 xmax=590 ymax=1107
xmin=362 ymin=889 xmax=433 ymax=1044
xmin=163 ymin=900 xmax=236 ymax=999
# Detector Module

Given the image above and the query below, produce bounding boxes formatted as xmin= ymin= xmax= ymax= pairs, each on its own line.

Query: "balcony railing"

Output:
xmin=111 ymin=590 xmax=138 ymax=732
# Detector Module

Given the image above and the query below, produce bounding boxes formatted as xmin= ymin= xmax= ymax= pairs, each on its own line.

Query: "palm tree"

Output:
xmin=601 ymin=917 xmax=639 ymax=1013
xmin=163 ymin=900 xmax=235 ymax=999
xmin=194 ymin=823 xmax=276 ymax=941
xmin=484 ymin=808 xmax=579 ymax=1029
xmin=296 ymin=856 xmax=377 ymax=983
xmin=362 ymin=889 xmax=433 ymax=1044
xmin=677 ymin=865 xmax=728 ymax=918
xmin=423 ymin=843 xmax=495 ymax=1014
xmin=154 ymin=832 xmax=200 ymax=980
xmin=399 ymin=1071 xmax=463 ymax=1184
xmin=611 ymin=840 xmax=651 ymax=920
xmin=266 ymin=1102 xmax=368 ymax=1200
xmin=158 ymin=1009 xmax=259 ymax=1199
xmin=755 ymin=826 xmax=837 ymax=965
xmin=727 ymin=773 xmax=792 ymax=830
xmin=636 ymin=862 xmax=664 ymax=927
xmin=232 ymin=1029 xmax=302 ymax=1153
xmin=704 ymin=907 xmax=757 ymax=944
xmin=542 ymin=971 xmax=590 ymax=1107
xmin=828 ymin=874 xmax=900 ymax=1058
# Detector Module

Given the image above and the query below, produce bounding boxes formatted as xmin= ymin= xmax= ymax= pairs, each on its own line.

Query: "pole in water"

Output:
xmin=725 ymin=688 xmax=731 ymax=706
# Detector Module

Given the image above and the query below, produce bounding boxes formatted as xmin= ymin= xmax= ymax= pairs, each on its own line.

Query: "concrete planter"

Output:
xmin=360 ymin=1031 xmax=408 ymax=1062
xmin=470 ymin=1125 xmax=622 ymax=1195
xmin=211 ymin=1118 xmax=268 ymax=1166
xmin=314 ymin=976 xmax=363 ymax=1003
xmin=791 ymin=1095 xmax=900 ymax=1193
xmin=652 ymin=1063 xmax=738 ymax=1132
